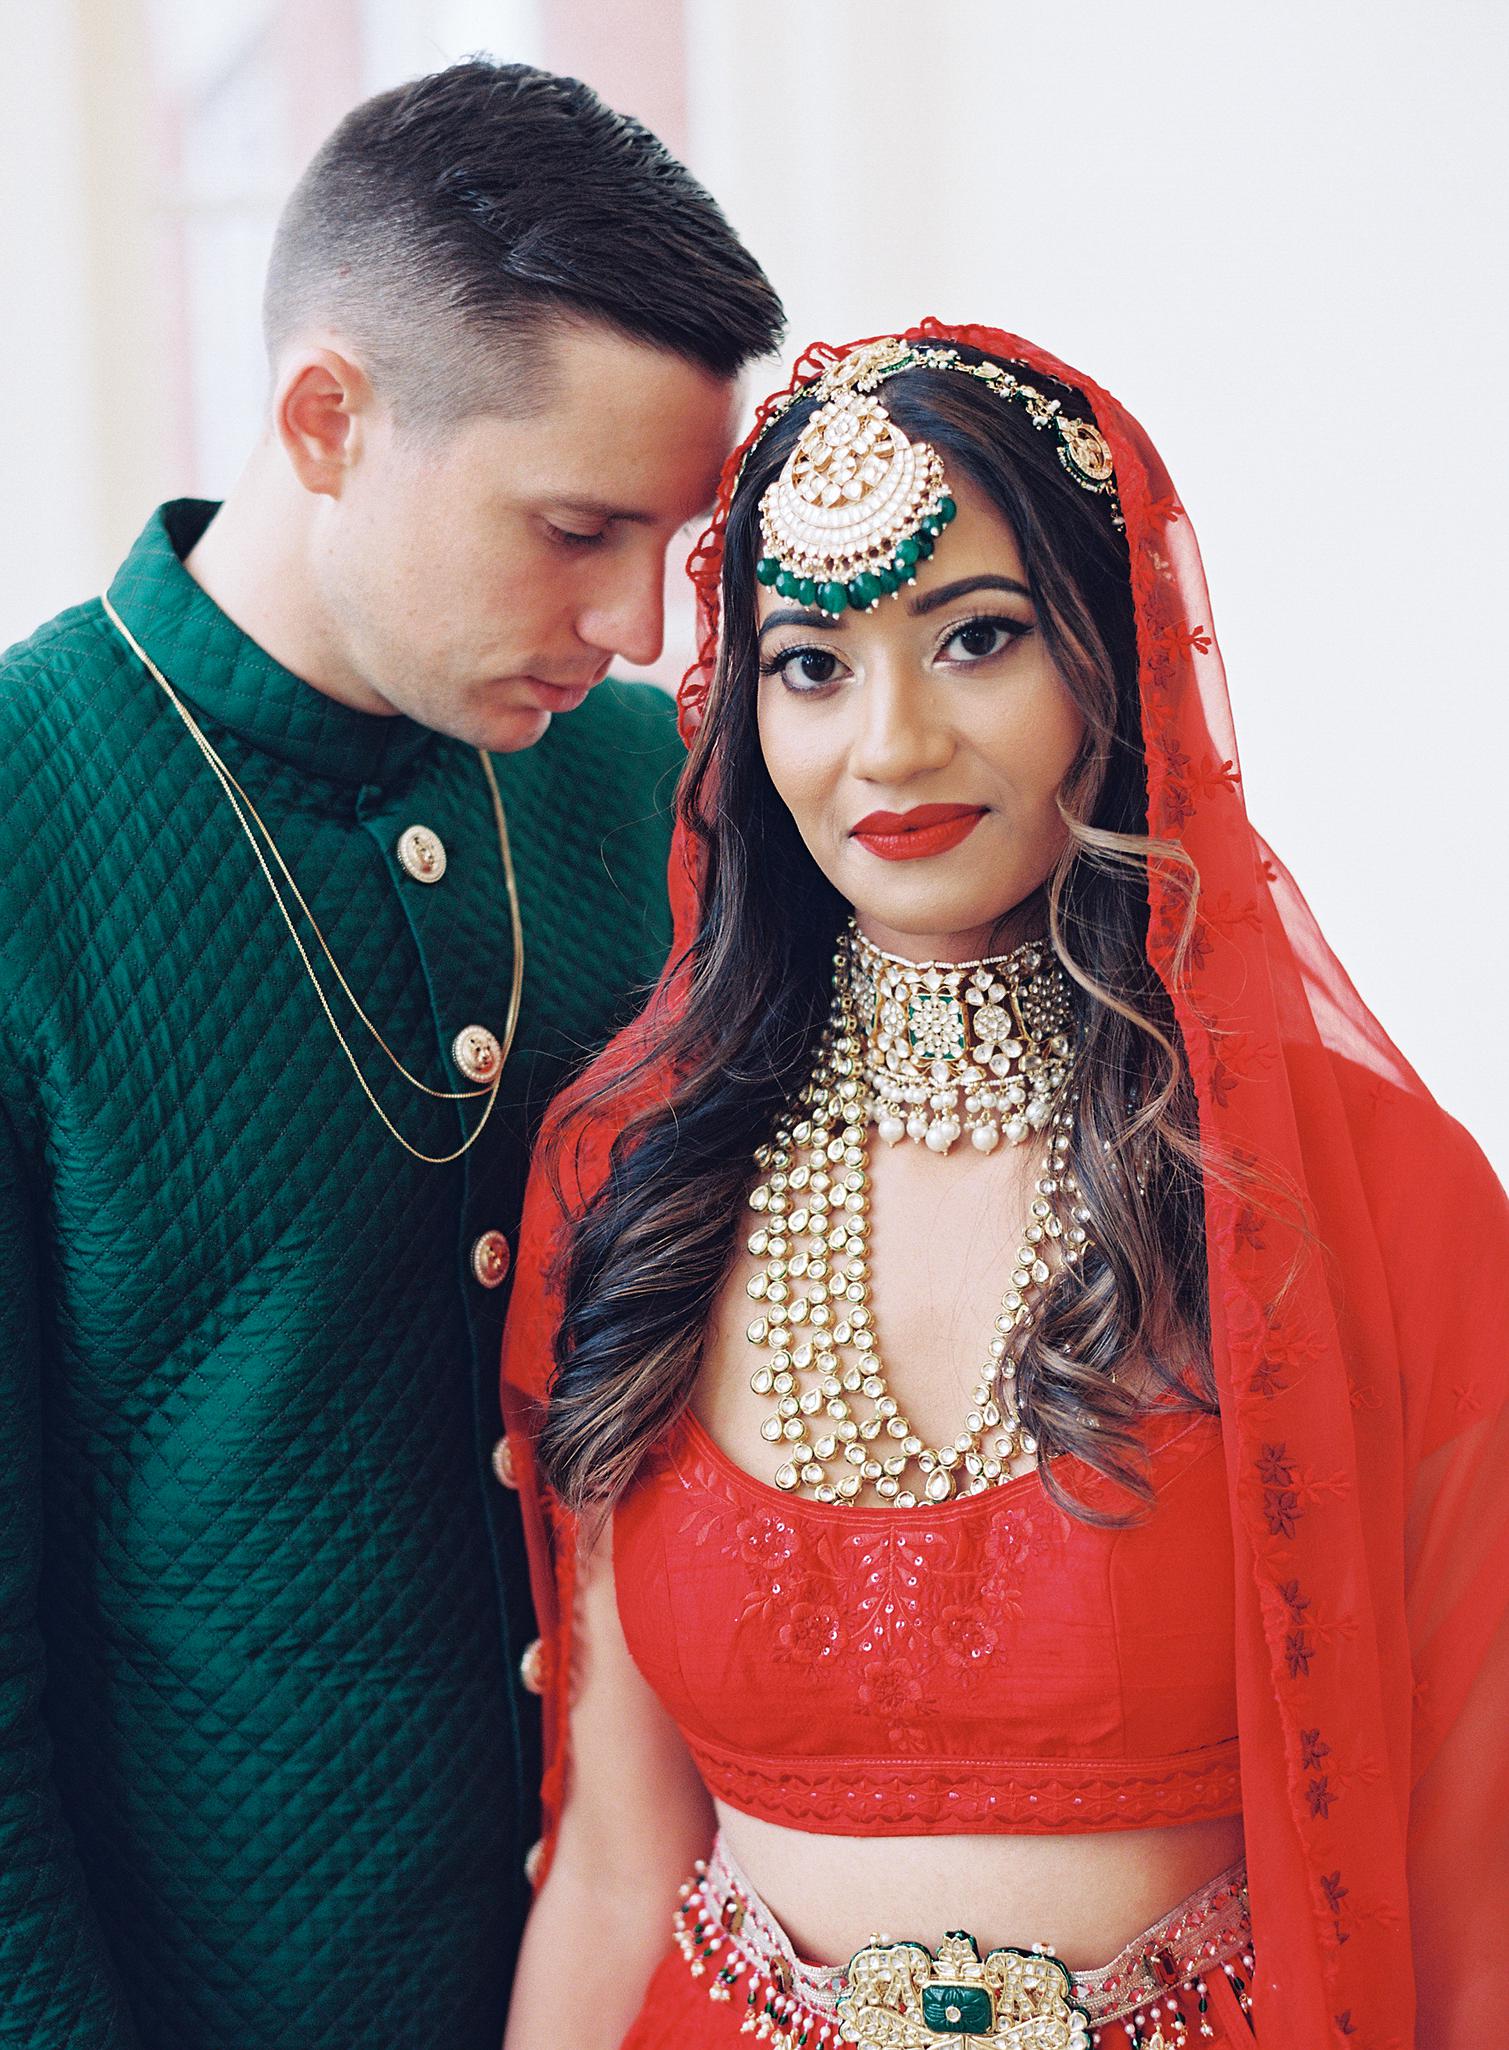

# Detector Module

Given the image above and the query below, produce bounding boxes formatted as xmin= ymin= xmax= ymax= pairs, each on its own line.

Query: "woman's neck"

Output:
xmin=853 ymin=889 xmax=1049 ymax=965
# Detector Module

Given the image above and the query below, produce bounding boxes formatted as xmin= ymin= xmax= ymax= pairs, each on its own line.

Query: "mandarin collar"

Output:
xmin=104 ymin=501 xmax=433 ymax=788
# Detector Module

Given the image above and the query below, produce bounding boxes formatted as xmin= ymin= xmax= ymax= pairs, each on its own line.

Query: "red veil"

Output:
xmin=500 ymin=323 xmax=1509 ymax=2047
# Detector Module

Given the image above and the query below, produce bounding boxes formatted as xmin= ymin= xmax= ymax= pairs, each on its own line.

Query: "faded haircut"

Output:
xmin=263 ymin=58 xmax=784 ymax=428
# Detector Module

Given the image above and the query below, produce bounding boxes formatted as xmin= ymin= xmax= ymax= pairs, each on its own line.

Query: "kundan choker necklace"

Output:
xmin=850 ymin=924 xmax=1075 ymax=1154
xmin=744 ymin=924 xmax=1090 ymax=1506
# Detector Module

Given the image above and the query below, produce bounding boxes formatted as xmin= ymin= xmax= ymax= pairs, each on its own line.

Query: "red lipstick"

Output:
xmin=850 ymin=803 xmax=986 ymax=861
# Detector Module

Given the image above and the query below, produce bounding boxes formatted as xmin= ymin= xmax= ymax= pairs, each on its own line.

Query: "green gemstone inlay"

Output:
xmin=921 ymin=1983 xmax=993 ymax=2034
xmin=908 ymin=991 xmax=967 ymax=1060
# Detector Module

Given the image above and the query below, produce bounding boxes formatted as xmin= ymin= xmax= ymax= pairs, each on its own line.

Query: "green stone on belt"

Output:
xmin=921 ymin=1982 xmax=994 ymax=2034
xmin=756 ymin=556 xmax=781 ymax=585
xmin=818 ymin=581 xmax=850 ymax=614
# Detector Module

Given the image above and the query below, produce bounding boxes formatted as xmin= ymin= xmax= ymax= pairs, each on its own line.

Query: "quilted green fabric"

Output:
xmin=0 ymin=504 xmax=683 ymax=2048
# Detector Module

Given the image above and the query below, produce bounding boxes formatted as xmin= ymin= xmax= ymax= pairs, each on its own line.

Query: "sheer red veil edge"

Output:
xmin=501 ymin=322 xmax=1509 ymax=2048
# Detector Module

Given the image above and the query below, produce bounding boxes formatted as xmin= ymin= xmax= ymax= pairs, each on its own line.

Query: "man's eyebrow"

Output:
xmin=547 ymin=498 xmax=656 ymax=526
xmin=909 ymin=574 xmax=1032 ymax=614
xmin=756 ymin=607 xmax=840 ymax=642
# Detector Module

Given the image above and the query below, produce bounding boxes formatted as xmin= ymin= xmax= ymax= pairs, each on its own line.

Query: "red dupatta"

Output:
xmin=501 ymin=322 xmax=1509 ymax=2048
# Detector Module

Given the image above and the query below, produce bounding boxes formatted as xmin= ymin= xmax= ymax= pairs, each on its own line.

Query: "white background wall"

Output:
xmin=4 ymin=0 xmax=1505 ymax=1175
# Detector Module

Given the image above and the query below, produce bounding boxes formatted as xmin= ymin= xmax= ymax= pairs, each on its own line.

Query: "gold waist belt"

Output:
xmin=673 ymin=1832 xmax=1254 ymax=2047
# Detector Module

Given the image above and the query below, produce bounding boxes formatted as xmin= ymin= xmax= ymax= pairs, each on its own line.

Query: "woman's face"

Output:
xmin=755 ymin=473 xmax=1086 ymax=961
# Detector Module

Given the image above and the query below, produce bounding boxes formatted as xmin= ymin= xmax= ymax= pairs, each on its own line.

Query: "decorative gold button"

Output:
xmin=452 ymin=1024 xmax=502 ymax=1084
xmin=471 ymin=1230 xmax=511 ymax=1289
xmin=524 ymin=1838 xmax=545 ymax=1888
xmin=396 ymin=823 xmax=447 ymax=883
xmin=490 ymin=1434 xmax=518 ymax=1487
xmin=519 ymin=1637 xmax=546 ymax=1694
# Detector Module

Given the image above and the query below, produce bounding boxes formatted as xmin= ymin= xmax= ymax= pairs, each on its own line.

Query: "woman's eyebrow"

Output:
xmin=910 ymin=574 xmax=1032 ymax=614
xmin=756 ymin=608 xmax=840 ymax=642
xmin=756 ymin=575 xmax=1033 ymax=645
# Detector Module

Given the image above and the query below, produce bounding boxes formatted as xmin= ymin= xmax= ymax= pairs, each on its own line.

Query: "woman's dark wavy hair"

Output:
xmin=540 ymin=350 xmax=1214 ymax=1519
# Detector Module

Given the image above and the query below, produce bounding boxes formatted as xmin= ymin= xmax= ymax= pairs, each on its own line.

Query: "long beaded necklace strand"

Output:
xmin=745 ymin=926 xmax=1091 ymax=1506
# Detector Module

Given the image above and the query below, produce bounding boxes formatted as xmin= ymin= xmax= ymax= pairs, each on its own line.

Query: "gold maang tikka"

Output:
xmin=755 ymin=337 xmax=1119 ymax=617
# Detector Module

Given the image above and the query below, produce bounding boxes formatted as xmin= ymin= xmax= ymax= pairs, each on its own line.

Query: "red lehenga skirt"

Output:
xmin=618 ymin=1835 xmax=1255 ymax=2048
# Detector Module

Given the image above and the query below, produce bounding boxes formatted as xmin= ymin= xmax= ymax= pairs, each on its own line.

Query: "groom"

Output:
xmin=0 ymin=60 xmax=778 ymax=2050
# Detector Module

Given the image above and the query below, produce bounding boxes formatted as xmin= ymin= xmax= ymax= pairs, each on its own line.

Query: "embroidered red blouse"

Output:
xmin=612 ymin=1405 xmax=1239 ymax=1835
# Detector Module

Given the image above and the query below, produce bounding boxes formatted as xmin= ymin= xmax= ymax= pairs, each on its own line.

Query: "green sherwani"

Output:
xmin=0 ymin=503 xmax=682 ymax=2047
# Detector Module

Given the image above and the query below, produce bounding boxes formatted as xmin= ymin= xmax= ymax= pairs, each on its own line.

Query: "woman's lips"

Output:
xmin=850 ymin=803 xmax=987 ymax=861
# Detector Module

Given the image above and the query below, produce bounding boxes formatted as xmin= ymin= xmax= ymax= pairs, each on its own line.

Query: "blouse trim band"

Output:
xmin=687 ymin=1733 xmax=1243 ymax=1835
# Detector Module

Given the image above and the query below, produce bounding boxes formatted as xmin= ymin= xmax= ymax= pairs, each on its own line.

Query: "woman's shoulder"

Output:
xmin=504 ymin=1013 xmax=682 ymax=1399
xmin=1314 ymin=1046 xmax=1503 ymax=1215
xmin=1272 ymin=1033 xmax=1500 ymax=1205
xmin=1301 ymin=1044 xmax=1507 ymax=1450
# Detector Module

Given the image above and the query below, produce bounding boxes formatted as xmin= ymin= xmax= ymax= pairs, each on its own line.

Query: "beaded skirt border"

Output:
xmin=673 ymin=1833 xmax=1254 ymax=2046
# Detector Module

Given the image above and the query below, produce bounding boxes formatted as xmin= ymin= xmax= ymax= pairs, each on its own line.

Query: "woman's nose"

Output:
xmin=847 ymin=668 xmax=955 ymax=785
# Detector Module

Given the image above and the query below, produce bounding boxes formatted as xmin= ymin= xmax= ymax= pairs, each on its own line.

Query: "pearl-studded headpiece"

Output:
xmin=754 ymin=337 xmax=1120 ymax=619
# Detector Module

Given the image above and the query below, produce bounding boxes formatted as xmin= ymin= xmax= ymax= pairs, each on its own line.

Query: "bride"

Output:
xmin=499 ymin=324 xmax=1508 ymax=2047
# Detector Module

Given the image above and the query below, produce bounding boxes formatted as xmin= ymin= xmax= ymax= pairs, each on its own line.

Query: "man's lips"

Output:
xmin=519 ymin=673 xmax=602 ymax=713
xmin=850 ymin=803 xmax=987 ymax=862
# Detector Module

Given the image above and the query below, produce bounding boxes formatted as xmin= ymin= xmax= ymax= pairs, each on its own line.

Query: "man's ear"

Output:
xmin=272 ymin=347 xmax=375 ymax=498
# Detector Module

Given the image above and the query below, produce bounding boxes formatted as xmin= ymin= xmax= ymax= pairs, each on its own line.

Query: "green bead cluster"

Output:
xmin=756 ymin=494 xmax=957 ymax=615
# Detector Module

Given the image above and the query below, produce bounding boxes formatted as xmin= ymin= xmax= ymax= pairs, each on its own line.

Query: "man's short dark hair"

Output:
xmin=264 ymin=58 xmax=784 ymax=425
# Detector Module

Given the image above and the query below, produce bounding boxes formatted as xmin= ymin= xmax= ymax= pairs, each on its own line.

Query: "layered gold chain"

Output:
xmin=102 ymin=593 xmax=524 ymax=1164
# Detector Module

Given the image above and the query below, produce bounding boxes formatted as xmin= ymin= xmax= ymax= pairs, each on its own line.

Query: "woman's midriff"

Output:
xmin=713 ymin=1806 xmax=1248 ymax=1973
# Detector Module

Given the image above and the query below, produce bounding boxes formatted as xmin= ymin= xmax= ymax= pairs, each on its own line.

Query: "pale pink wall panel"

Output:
xmin=541 ymin=0 xmax=687 ymax=156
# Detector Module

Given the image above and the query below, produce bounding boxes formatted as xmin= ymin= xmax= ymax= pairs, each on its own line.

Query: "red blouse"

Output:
xmin=613 ymin=1404 xmax=1239 ymax=1835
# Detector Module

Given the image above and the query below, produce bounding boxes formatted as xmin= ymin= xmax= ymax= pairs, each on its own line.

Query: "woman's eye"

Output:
xmin=546 ymin=523 xmax=607 ymax=549
xmin=941 ymin=616 xmax=1029 ymax=663
xmin=765 ymin=646 xmax=846 ymax=691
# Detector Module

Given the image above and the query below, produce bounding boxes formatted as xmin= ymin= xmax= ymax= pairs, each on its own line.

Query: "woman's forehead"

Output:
xmin=753 ymin=474 xmax=1028 ymax=627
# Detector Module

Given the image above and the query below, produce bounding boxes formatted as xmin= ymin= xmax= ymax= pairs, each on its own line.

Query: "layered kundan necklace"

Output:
xmin=745 ymin=923 xmax=1091 ymax=1505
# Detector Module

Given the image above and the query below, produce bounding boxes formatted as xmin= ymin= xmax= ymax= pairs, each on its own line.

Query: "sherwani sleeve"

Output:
xmin=0 ymin=1094 xmax=140 ymax=2047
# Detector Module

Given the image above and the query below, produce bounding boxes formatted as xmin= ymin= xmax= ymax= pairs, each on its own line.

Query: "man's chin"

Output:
xmin=465 ymin=673 xmax=602 ymax=749
xmin=471 ymin=703 xmax=555 ymax=754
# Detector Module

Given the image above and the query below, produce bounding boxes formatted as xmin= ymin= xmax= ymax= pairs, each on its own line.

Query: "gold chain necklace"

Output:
xmin=744 ymin=931 xmax=1090 ymax=1506
xmin=102 ymin=593 xmax=525 ymax=1165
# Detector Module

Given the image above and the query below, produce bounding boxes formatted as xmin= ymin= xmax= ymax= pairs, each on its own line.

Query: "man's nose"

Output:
xmin=578 ymin=556 xmax=667 ymax=671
